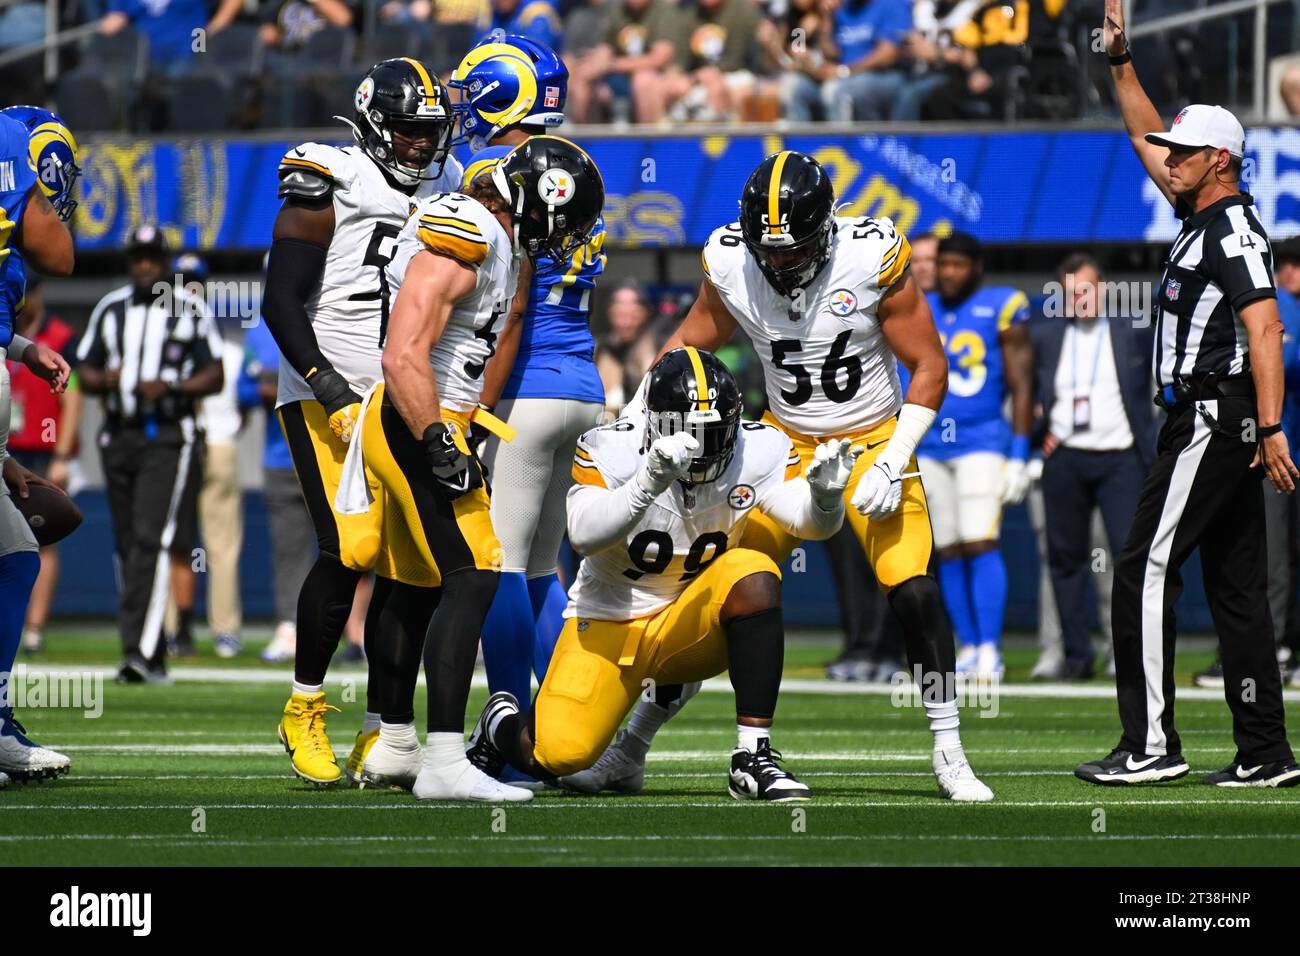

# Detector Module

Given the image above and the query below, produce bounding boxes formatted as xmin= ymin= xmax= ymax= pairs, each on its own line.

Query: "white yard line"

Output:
xmin=0 ymin=833 xmax=1295 ymax=845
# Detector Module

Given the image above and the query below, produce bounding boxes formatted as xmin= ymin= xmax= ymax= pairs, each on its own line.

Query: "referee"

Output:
xmin=77 ymin=226 xmax=224 ymax=683
xmin=1077 ymin=2 xmax=1300 ymax=788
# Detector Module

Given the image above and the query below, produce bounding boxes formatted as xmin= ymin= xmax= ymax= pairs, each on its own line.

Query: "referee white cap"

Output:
xmin=1144 ymin=104 xmax=1245 ymax=159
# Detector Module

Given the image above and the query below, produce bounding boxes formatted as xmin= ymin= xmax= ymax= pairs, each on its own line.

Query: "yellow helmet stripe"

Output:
xmin=684 ymin=346 xmax=711 ymax=412
xmin=767 ymin=151 xmax=790 ymax=236
xmin=402 ymin=57 xmax=438 ymax=108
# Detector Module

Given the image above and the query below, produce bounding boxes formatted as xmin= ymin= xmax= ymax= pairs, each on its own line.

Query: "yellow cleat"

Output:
xmin=345 ymin=726 xmax=379 ymax=787
xmin=277 ymin=693 xmax=343 ymax=786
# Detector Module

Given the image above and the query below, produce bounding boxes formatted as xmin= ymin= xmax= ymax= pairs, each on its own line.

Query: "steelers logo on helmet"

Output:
xmin=355 ymin=77 xmax=375 ymax=112
xmin=829 ymin=289 xmax=857 ymax=316
xmin=538 ymin=166 xmax=575 ymax=206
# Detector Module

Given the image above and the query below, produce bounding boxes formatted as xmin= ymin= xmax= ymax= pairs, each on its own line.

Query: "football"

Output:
xmin=12 ymin=483 xmax=82 ymax=546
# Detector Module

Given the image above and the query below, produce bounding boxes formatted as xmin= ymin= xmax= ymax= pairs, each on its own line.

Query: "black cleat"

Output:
xmin=1203 ymin=760 xmax=1300 ymax=788
xmin=1193 ymin=658 xmax=1224 ymax=688
xmin=729 ymin=739 xmax=811 ymax=802
xmin=465 ymin=691 xmax=517 ymax=780
xmin=1075 ymin=748 xmax=1189 ymax=785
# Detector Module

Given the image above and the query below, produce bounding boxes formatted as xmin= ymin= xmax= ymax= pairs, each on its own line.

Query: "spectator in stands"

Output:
xmin=100 ymin=0 xmax=243 ymax=73
xmin=652 ymin=0 xmax=761 ymax=123
xmin=259 ymin=0 xmax=356 ymax=53
xmin=239 ymin=313 xmax=315 ymax=664
xmin=1030 ymin=252 xmax=1155 ymax=681
xmin=895 ymin=0 xmax=979 ymax=119
xmin=755 ymin=0 xmax=830 ymax=122
xmin=1282 ymin=64 xmax=1300 ymax=118
xmin=7 ymin=276 xmax=81 ymax=656
xmin=820 ymin=0 xmax=913 ymax=121
xmin=560 ymin=0 xmax=610 ymax=61
xmin=917 ymin=0 xmax=1033 ymax=119
xmin=909 ymin=230 xmax=938 ymax=292
xmin=567 ymin=0 xmax=680 ymax=123
xmin=379 ymin=0 xmax=488 ymax=33
xmin=594 ymin=279 xmax=657 ymax=419
xmin=490 ymin=0 xmax=564 ymax=51
xmin=0 ymin=2 xmax=46 ymax=53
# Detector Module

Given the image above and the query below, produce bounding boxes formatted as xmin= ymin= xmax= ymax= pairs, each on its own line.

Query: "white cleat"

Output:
xmin=934 ymin=748 xmax=994 ymax=802
xmin=0 ymin=712 xmax=71 ymax=783
xmin=0 ymin=771 xmax=9 ymax=789
xmin=356 ymin=735 xmax=423 ymax=791
xmin=558 ymin=729 xmax=646 ymax=794
xmin=261 ymin=621 xmax=296 ymax=663
xmin=1029 ymin=650 xmax=1064 ymax=680
xmin=955 ymin=645 xmax=979 ymax=674
xmin=413 ymin=754 xmax=533 ymax=802
xmin=975 ymin=643 xmax=1004 ymax=679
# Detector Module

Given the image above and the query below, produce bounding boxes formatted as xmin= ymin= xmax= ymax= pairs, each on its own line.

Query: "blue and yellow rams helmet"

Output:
xmin=1 ymin=105 xmax=80 ymax=222
xmin=449 ymin=33 xmax=568 ymax=150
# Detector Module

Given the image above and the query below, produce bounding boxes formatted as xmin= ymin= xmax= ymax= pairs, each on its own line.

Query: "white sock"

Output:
xmin=924 ymin=698 xmax=962 ymax=753
xmin=423 ymin=731 xmax=468 ymax=770
xmin=292 ymin=680 xmax=323 ymax=698
xmin=379 ymin=720 xmax=418 ymax=749
xmin=737 ymin=723 xmax=770 ymax=753
xmin=362 ymin=711 xmax=382 ymax=734
xmin=625 ymin=701 xmax=670 ymax=754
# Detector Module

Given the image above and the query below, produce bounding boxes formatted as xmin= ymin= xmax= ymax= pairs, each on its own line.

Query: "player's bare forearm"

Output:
xmin=658 ymin=279 xmax=738 ymax=362
xmin=1001 ymin=323 xmax=1034 ymax=437
xmin=76 ymin=365 xmax=113 ymax=396
xmin=14 ymin=191 xmax=74 ymax=277
xmin=1241 ymin=298 xmax=1286 ymax=428
xmin=383 ymin=251 xmax=474 ymax=438
xmin=1104 ymin=0 xmax=1174 ymax=203
xmin=55 ymin=387 xmax=82 ymax=456
xmin=478 ymin=257 xmax=530 ymax=407
xmin=177 ymin=361 xmax=224 ymax=398
xmin=879 ymin=273 xmax=947 ymax=410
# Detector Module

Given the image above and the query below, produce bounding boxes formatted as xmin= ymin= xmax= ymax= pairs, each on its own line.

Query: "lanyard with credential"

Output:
xmin=1071 ymin=319 xmax=1109 ymax=395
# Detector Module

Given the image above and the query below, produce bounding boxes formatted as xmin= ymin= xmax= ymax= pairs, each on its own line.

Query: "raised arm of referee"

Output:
xmin=1075 ymin=0 xmax=1300 ymax=789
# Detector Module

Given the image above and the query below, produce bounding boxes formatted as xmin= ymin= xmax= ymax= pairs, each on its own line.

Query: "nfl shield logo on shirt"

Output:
xmin=1166 ymin=278 xmax=1181 ymax=301
xmin=544 ymin=86 xmax=560 ymax=108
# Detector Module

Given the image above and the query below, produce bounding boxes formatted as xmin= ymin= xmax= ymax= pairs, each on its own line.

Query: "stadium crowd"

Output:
xmin=0 ymin=0 xmax=1259 ymax=131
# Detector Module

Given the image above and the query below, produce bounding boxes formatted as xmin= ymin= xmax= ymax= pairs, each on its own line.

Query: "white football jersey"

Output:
xmin=703 ymin=216 xmax=912 ymax=436
xmin=566 ymin=418 xmax=802 ymax=621
xmin=386 ymin=192 xmax=521 ymax=411
xmin=275 ymin=142 xmax=465 ymax=407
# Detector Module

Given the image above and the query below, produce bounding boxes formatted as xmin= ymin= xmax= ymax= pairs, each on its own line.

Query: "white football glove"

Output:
xmin=805 ymin=439 xmax=862 ymax=511
xmin=639 ymin=432 xmax=700 ymax=494
xmin=1000 ymin=457 xmax=1030 ymax=506
xmin=851 ymin=460 xmax=904 ymax=519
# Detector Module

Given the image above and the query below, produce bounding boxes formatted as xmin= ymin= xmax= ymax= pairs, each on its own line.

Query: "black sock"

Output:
xmin=888 ymin=575 xmax=957 ymax=701
xmin=424 ymin=569 xmax=498 ymax=733
xmin=363 ymin=576 xmax=393 ymax=716
xmin=294 ymin=554 xmax=363 ymax=686
xmin=724 ymin=607 xmax=785 ymax=720
xmin=176 ymin=608 xmax=194 ymax=639
xmin=493 ymin=708 xmax=553 ymax=781
xmin=653 ymin=683 xmax=684 ymax=709
xmin=367 ymin=579 xmax=440 ymax=725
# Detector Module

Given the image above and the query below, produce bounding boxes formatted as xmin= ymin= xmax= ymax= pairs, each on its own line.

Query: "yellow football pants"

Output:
xmin=739 ymin=411 xmax=934 ymax=592
xmin=533 ymin=548 xmax=780 ymax=777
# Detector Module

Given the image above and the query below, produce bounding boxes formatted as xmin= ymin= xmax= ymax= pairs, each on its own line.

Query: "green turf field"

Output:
xmin=3 ymin=630 xmax=1297 ymax=866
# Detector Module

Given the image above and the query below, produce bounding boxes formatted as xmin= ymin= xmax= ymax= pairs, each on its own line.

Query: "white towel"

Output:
xmin=333 ymin=383 xmax=380 ymax=516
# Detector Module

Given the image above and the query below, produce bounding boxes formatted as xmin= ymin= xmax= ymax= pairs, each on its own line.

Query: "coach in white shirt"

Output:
xmin=1031 ymin=253 xmax=1156 ymax=680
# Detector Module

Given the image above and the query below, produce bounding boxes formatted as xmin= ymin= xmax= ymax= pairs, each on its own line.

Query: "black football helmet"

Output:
xmin=739 ymin=151 xmax=836 ymax=297
xmin=489 ymin=135 xmax=604 ymax=260
xmin=340 ymin=58 xmax=454 ymax=187
xmin=643 ymin=348 xmax=743 ymax=485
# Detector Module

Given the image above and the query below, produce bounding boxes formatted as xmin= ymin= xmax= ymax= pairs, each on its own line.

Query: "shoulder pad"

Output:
xmin=278 ymin=144 xmax=343 ymax=199
xmin=839 ymin=216 xmax=910 ymax=291
xmin=995 ymin=288 xmax=1031 ymax=332
xmin=414 ymin=194 xmax=495 ymax=268
xmin=702 ymin=222 xmax=746 ymax=285
xmin=740 ymin=420 xmax=801 ymax=481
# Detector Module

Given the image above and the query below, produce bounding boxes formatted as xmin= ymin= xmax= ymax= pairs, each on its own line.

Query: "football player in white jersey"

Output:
xmin=464 ymin=348 xmax=860 ymax=799
xmin=261 ymin=58 xmax=464 ymax=787
xmin=574 ymin=151 xmax=995 ymax=802
xmin=339 ymin=136 xmax=605 ymax=801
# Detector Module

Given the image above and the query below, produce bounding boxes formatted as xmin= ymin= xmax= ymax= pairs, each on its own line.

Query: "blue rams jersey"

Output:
xmin=914 ymin=285 xmax=1030 ymax=459
xmin=488 ymin=1 xmax=564 ymax=52
xmin=0 ymin=114 xmax=38 ymax=347
xmin=462 ymin=143 xmax=606 ymax=403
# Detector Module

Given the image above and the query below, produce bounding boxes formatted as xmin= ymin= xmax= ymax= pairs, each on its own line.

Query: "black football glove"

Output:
xmin=422 ymin=422 xmax=483 ymax=500
xmin=305 ymin=366 xmax=363 ymax=442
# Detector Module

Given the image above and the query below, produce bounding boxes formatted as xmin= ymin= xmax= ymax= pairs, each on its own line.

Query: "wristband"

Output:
xmin=1009 ymin=434 xmax=1031 ymax=462
xmin=1108 ymin=51 xmax=1131 ymax=65
xmin=1258 ymin=423 xmax=1283 ymax=438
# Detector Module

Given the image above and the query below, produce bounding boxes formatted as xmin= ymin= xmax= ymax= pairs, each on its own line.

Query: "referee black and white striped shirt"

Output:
xmin=1153 ymin=193 xmax=1274 ymax=397
xmin=76 ymin=283 xmax=223 ymax=436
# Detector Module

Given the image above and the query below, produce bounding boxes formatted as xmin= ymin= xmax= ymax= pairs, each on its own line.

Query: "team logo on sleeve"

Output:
xmin=538 ymin=168 xmax=574 ymax=206
xmin=829 ymin=289 xmax=857 ymax=316
xmin=728 ymin=484 xmax=756 ymax=510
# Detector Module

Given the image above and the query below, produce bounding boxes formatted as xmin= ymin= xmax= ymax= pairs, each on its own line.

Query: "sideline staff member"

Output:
xmin=1078 ymin=1 xmax=1299 ymax=787
xmin=77 ymin=226 xmax=225 ymax=683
